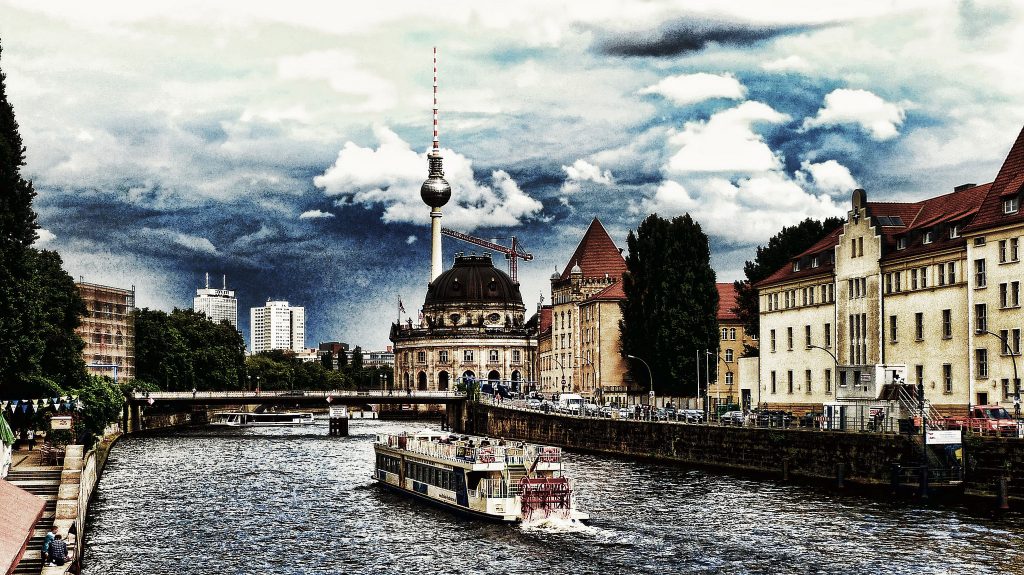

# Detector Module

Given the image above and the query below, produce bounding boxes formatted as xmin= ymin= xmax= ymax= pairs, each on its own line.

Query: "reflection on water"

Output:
xmin=84 ymin=420 xmax=1023 ymax=574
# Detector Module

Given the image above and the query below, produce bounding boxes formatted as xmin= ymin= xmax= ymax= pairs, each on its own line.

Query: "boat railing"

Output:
xmin=467 ymin=478 xmax=512 ymax=499
xmin=379 ymin=435 xmax=529 ymax=464
xmin=527 ymin=445 xmax=562 ymax=464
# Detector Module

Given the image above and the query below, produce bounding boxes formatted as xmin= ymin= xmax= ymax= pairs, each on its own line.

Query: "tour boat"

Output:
xmin=210 ymin=411 xmax=315 ymax=426
xmin=373 ymin=429 xmax=589 ymax=523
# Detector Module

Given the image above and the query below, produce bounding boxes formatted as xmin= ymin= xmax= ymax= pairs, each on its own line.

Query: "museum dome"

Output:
xmin=424 ymin=254 xmax=523 ymax=309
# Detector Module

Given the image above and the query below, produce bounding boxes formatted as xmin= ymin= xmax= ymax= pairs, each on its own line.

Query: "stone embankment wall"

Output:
xmin=457 ymin=404 xmax=1024 ymax=502
xmin=51 ymin=435 xmax=118 ymax=571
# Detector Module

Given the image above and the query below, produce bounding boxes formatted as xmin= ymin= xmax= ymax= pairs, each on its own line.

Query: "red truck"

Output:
xmin=944 ymin=405 xmax=1020 ymax=435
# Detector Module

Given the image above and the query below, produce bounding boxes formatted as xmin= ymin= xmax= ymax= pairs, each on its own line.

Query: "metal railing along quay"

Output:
xmin=130 ymin=390 xmax=468 ymax=401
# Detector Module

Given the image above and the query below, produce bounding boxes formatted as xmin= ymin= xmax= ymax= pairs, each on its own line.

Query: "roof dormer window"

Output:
xmin=793 ymin=261 xmax=801 ymax=272
xmin=897 ymin=237 xmax=907 ymax=250
xmin=923 ymin=231 xmax=934 ymax=245
xmin=1005 ymin=196 xmax=1020 ymax=214
xmin=949 ymin=225 xmax=960 ymax=239
xmin=811 ymin=256 xmax=819 ymax=268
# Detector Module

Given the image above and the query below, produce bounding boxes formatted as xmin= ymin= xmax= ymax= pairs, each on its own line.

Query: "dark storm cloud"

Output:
xmin=593 ymin=17 xmax=828 ymax=58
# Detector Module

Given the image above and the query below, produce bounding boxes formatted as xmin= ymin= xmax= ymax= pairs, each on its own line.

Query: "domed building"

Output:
xmin=391 ymin=253 xmax=537 ymax=393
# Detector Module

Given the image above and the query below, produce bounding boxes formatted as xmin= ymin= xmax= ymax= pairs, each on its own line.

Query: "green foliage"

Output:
xmin=320 ymin=350 xmax=333 ymax=371
xmin=351 ymin=346 xmax=363 ymax=370
xmin=619 ymin=213 xmax=719 ymax=396
xmin=134 ymin=308 xmax=246 ymax=391
xmin=69 ymin=375 xmax=125 ymax=444
xmin=245 ymin=353 xmax=356 ymax=391
xmin=733 ymin=217 xmax=843 ymax=342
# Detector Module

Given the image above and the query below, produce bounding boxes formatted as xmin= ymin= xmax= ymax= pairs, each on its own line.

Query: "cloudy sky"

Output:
xmin=3 ymin=0 xmax=1023 ymax=350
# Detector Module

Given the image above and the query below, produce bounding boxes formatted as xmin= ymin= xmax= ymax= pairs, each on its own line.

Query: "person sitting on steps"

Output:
xmin=48 ymin=533 xmax=69 ymax=566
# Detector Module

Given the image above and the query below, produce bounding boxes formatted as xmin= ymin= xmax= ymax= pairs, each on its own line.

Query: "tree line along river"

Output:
xmin=83 ymin=419 xmax=1023 ymax=574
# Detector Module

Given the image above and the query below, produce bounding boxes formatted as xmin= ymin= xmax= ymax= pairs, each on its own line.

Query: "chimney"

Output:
xmin=954 ymin=183 xmax=976 ymax=192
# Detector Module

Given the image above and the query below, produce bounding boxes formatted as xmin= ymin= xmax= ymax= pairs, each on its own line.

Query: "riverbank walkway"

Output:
xmin=5 ymin=447 xmax=67 ymax=574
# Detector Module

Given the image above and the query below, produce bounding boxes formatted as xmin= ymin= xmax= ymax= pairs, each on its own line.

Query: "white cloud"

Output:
xmin=667 ymin=101 xmax=790 ymax=174
xmin=406 ymin=235 xmax=417 ymax=245
xmin=299 ymin=209 xmax=335 ymax=219
xmin=802 ymin=88 xmax=906 ymax=141
xmin=761 ymin=55 xmax=810 ymax=72
xmin=638 ymin=72 xmax=746 ymax=106
xmin=561 ymin=159 xmax=614 ymax=194
xmin=276 ymin=50 xmax=396 ymax=112
xmin=314 ymin=126 xmax=543 ymax=231
xmin=34 ymin=228 xmax=56 ymax=246
xmin=139 ymin=227 xmax=218 ymax=254
xmin=797 ymin=160 xmax=858 ymax=195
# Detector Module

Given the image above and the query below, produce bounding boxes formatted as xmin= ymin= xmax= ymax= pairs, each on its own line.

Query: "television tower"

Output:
xmin=420 ymin=47 xmax=452 ymax=283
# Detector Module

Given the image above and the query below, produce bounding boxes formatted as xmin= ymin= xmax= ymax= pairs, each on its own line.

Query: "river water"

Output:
xmin=84 ymin=419 xmax=1023 ymax=575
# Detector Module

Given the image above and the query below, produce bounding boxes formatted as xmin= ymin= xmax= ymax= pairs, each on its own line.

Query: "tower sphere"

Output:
xmin=420 ymin=153 xmax=451 ymax=208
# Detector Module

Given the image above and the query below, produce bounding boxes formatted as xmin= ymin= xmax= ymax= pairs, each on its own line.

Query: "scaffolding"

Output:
xmin=75 ymin=282 xmax=136 ymax=381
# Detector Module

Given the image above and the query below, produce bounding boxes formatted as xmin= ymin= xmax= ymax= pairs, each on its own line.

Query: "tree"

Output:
xmin=320 ymin=350 xmax=334 ymax=371
xmin=350 ymin=346 xmax=363 ymax=370
xmin=29 ymin=250 xmax=87 ymax=389
xmin=733 ymin=217 xmax=843 ymax=350
xmin=620 ymin=214 xmax=719 ymax=397
xmin=133 ymin=308 xmax=246 ymax=391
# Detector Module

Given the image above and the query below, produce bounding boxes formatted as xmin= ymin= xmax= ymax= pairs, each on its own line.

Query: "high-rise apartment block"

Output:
xmin=250 ymin=300 xmax=305 ymax=354
xmin=193 ymin=273 xmax=238 ymax=328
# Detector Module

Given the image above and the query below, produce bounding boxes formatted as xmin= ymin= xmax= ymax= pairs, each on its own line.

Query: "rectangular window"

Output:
xmin=920 ymin=267 xmax=928 ymax=289
xmin=976 ymin=304 xmax=987 ymax=333
xmin=916 ymin=365 xmax=923 ymax=386
xmin=858 ymin=237 xmax=864 ymax=257
xmin=947 ymin=262 xmax=956 ymax=284
xmin=938 ymin=264 xmax=946 ymax=286
xmin=897 ymin=237 xmax=907 ymax=250
xmin=488 ymin=349 xmax=499 ymax=363
xmin=804 ymin=325 xmax=811 ymax=347
xmin=895 ymin=272 xmax=901 ymax=292
xmin=950 ymin=225 xmax=960 ymax=239
xmin=1014 ymin=281 xmax=1021 ymax=307
xmin=1001 ymin=283 xmax=1009 ymax=308
xmin=840 ymin=370 xmax=848 ymax=387
xmin=943 ymin=364 xmax=953 ymax=394
xmin=725 ymin=349 xmax=734 ymax=362
xmin=1012 ymin=238 xmax=1020 ymax=262
xmin=923 ymin=231 xmax=933 ymax=244
xmin=787 ymin=327 xmax=793 ymax=351
xmin=808 ymin=288 xmax=815 ymax=305
xmin=464 ymin=350 xmax=474 ymax=362
xmin=417 ymin=351 xmax=426 ymax=363
xmin=770 ymin=330 xmax=777 ymax=353
xmin=848 ymin=279 xmax=854 ymax=300
xmin=999 ymin=240 xmax=1008 ymax=263
xmin=439 ymin=350 xmax=449 ymax=363
xmin=976 ymin=349 xmax=988 ymax=378
xmin=805 ymin=370 xmax=812 ymax=395
xmin=911 ymin=268 xmax=919 ymax=290
xmin=1005 ymin=197 xmax=1020 ymax=214
xmin=915 ymin=312 xmax=924 ymax=340
xmin=942 ymin=309 xmax=952 ymax=339
xmin=825 ymin=369 xmax=832 ymax=394
xmin=771 ymin=371 xmax=777 ymax=394
xmin=787 ymin=371 xmax=794 ymax=394
xmin=889 ymin=315 xmax=898 ymax=343
xmin=824 ymin=323 xmax=832 ymax=348
xmin=975 ymin=259 xmax=986 ymax=287
xmin=885 ymin=273 xmax=892 ymax=294
xmin=512 ymin=350 xmax=521 ymax=363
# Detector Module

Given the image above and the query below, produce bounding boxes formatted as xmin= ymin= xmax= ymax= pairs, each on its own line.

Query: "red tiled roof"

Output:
xmin=756 ymin=227 xmax=841 ymax=287
xmin=560 ymin=218 xmax=627 ymax=281
xmin=964 ymin=126 xmax=1024 ymax=233
xmin=0 ymin=479 xmax=45 ymax=575
xmin=716 ymin=283 xmax=739 ymax=321
xmin=586 ymin=281 xmax=625 ymax=302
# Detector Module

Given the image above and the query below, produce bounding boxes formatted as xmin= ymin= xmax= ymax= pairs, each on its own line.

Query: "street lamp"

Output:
xmin=625 ymin=354 xmax=653 ymax=419
xmin=552 ymin=356 xmax=567 ymax=396
xmin=976 ymin=329 xmax=1021 ymax=420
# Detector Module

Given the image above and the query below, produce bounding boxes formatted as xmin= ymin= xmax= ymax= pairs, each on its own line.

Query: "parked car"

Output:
xmin=757 ymin=410 xmax=794 ymax=427
xmin=526 ymin=399 xmax=542 ymax=409
xmin=681 ymin=409 xmax=705 ymax=423
xmin=720 ymin=411 xmax=745 ymax=426
xmin=654 ymin=408 xmax=669 ymax=421
xmin=618 ymin=408 xmax=632 ymax=419
xmin=799 ymin=411 xmax=824 ymax=429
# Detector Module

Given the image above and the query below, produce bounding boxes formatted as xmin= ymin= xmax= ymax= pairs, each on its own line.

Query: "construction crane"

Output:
xmin=440 ymin=227 xmax=533 ymax=283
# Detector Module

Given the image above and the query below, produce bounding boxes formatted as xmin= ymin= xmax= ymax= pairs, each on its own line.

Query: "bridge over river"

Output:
xmin=124 ymin=390 xmax=468 ymax=432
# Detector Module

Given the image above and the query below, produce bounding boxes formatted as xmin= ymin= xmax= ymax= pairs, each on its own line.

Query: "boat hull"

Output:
xmin=374 ymin=476 xmax=519 ymax=522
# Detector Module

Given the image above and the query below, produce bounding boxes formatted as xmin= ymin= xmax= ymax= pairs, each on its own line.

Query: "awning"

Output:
xmin=0 ymin=416 xmax=14 ymax=447
xmin=0 ymin=479 xmax=45 ymax=575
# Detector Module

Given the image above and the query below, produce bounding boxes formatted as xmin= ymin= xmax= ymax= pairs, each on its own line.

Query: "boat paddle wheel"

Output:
xmin=519 ymin=477 xmax=573 ymax=521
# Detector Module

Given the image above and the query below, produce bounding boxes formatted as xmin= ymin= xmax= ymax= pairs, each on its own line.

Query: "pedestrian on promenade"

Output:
xmin=41 ymin=526 xmax=57 ymax=563
xmin=47 ymin=533 xmax=69 ymax=566
xmin=27 ymin=429 xmax=35 ymax=451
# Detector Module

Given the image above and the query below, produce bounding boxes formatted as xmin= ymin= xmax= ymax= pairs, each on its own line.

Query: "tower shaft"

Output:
xmin=431 ymin=207 xmax=443 ymax=281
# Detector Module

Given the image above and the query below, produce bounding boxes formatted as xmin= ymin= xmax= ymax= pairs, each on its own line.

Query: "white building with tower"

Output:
xmin=193 ymin=273 xmax=238 ymax=328
xmin=250 ymin=300 xmax=305 ymax=354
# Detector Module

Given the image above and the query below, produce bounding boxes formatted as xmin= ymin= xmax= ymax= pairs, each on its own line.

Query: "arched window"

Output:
xmin=438 ymin=371 xmax=450 ymax=391
xmin=511 ymin=370 xmax=521 ymax=392
xmin=462 ymin=370 xmax=476 ymax=384
xmin=403 ymin=373 xmax=410 ymax=387
xmin=418 ymin=371 xmax=428 ymax=391
xmin=488 ymin=370 xmax=500 ymax=384
xmin=729 ymin=328 xmax=737 ymax=340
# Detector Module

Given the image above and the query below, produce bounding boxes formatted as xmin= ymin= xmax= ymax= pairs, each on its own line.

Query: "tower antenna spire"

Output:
xmin=433 ymin=46 xmax=439 ymax=153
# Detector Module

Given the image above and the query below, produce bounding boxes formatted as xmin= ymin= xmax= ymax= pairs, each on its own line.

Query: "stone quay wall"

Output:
xmin=455 ymin=403 xmax=1024 ymax=502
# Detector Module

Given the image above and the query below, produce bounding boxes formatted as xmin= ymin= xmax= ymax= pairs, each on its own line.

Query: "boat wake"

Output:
xmin=520 ymin=516 xmax=595 ymax=535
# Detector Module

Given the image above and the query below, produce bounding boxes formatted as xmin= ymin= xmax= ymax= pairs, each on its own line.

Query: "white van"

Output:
xmin=556 ymin=393 xmax=585 ymax=414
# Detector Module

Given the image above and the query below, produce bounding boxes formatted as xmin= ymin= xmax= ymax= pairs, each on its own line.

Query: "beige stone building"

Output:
xmin=539 ymin=219 xmax=636 ymax=405
xmin=75 ymin=282 xmax=135 ymax=381
xmin=391 ymin=254 xmax=536 ymax=393
xmin=757 ymin=126 xmax=1024 ymax=415
xmin=706 ymin=283 xmax=759 ymax=410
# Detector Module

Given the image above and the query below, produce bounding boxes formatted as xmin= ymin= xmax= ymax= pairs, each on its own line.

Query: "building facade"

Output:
xmin=250 ymin=300 xmax=305 ymax=354
xmin=539 ymin=219 xmax=634 ymax=404
xmin=193 ymin=274 xmax=238 ymax=328
xmin=706 ymin=283 xmax=758 ymax=411
xmin=757 ymin=126 xmax=1024 ymax=415
xmin=390 ymin=253 xmax=536 ymax=392
xmin=75 ymin=282 xmax=135 ymax=381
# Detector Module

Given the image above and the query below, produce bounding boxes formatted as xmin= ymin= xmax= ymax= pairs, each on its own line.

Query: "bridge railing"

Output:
xmin=129 ymin=390 xmax=468 ymax=400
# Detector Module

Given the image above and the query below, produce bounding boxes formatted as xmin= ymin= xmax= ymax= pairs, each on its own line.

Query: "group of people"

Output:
xmin=41 ymin=525 xmax=70 ymax=566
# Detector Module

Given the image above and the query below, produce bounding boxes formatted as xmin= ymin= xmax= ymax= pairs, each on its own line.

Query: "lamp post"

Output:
xmin=807 ymin=343 xmax=839 ymax=394
xmin=625 ymin=354 xmax=653 ymax=420
xmin=976 ymin=329 xmax=1021 ymax=421
xmin=552 ymin=356 xmax=567 ymax=396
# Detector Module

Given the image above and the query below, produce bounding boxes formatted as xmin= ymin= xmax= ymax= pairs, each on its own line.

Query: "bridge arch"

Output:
xmin=437 ymin=371 xmax=449 ymax=391
xmin=417 ymin=371 xmax=427 ymax=391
